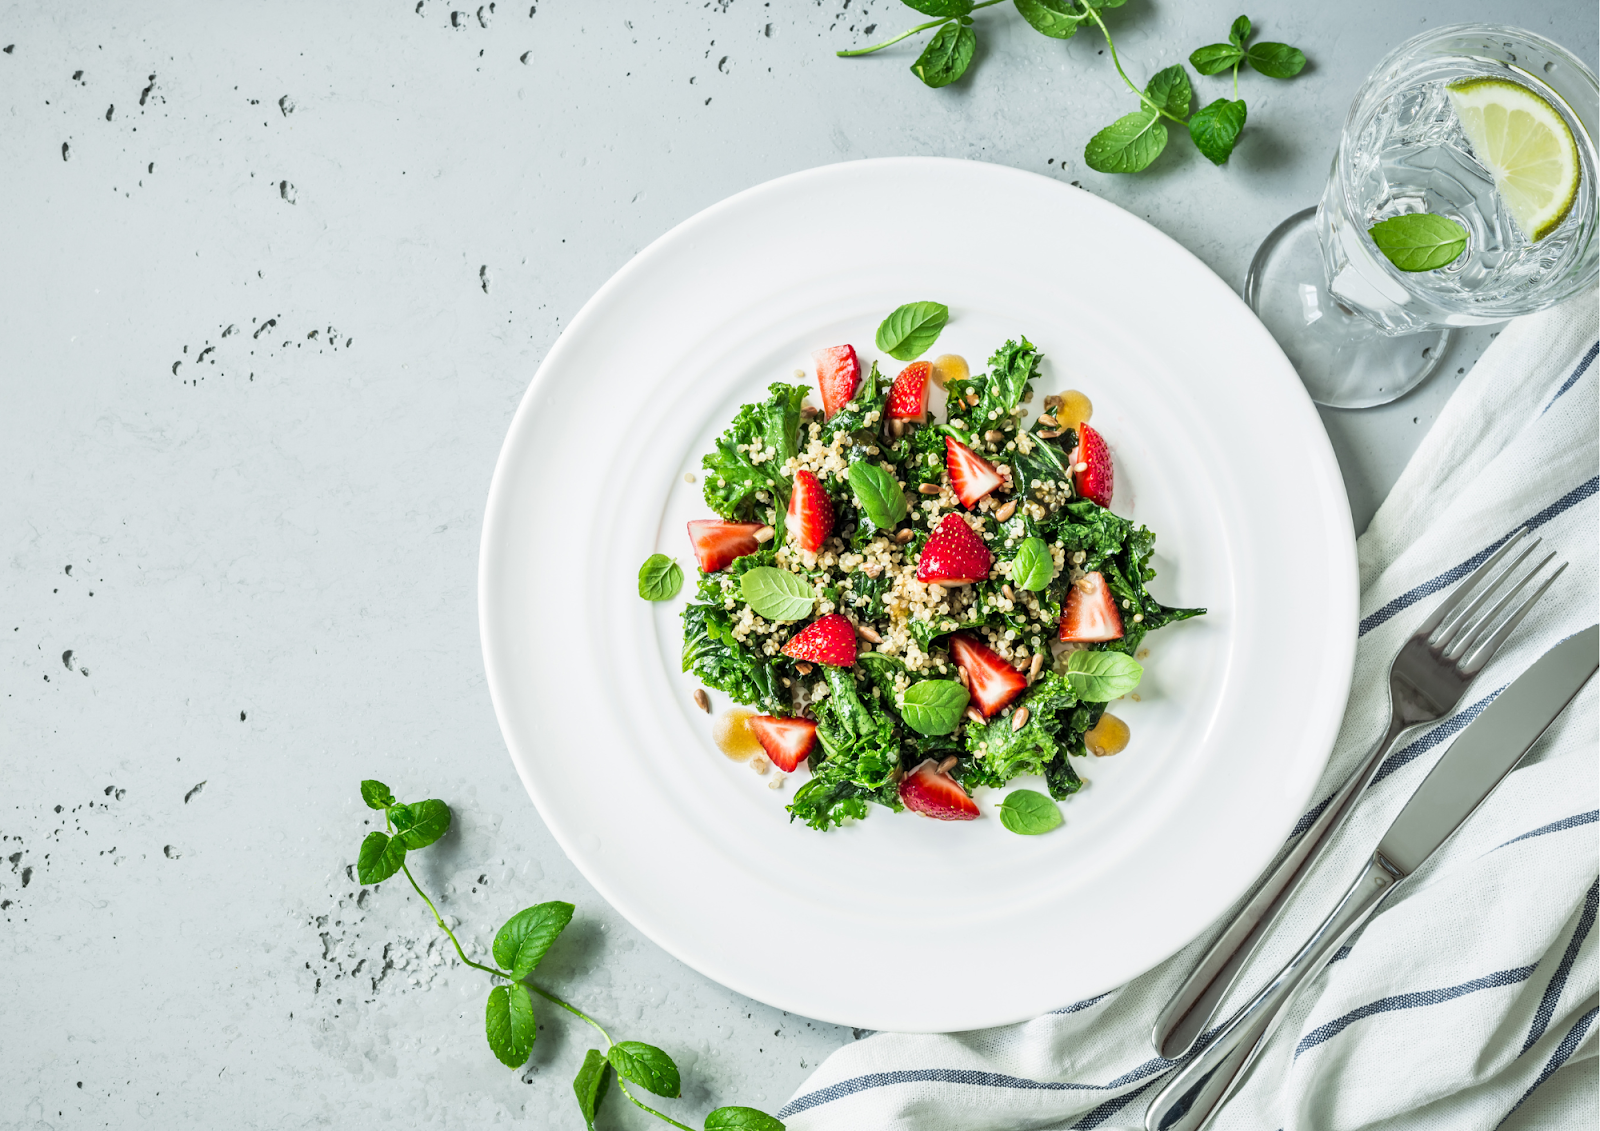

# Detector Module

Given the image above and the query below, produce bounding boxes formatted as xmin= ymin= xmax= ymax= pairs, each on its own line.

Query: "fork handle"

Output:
xmin=1150 ymin=711 xmax=1412 ymax=1059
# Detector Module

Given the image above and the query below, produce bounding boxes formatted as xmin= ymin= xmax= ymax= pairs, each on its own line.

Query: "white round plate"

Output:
xmin=479 ymin=158 xmax=1357 ymax=1033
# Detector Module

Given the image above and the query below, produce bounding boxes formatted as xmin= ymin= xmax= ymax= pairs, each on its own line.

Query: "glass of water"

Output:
xmin=1245 ymin=25 xmax=1598 ymax=408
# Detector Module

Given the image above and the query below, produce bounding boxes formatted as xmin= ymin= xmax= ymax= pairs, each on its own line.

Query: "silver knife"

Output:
xmin=1145 ymin=624 xmax=1599 ymax=1131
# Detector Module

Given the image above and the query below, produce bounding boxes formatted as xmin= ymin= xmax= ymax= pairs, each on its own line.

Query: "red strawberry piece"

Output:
xmin=887 ymin=361 xmax=931 ymax=423
xmin=898 ymin=758 xmax=979 ymax=821
xmin=1058 ymin=571 xmax=1125 ymax=642
xmin=945 ymin=436 xmax=1003 ymax=509
xmin=947 ymin=633 xmax=1028 ymax=718
xmin=1070 ymin=423 xmax=1113 ymax=508
xmin=814 ymin=344 xmax=861 ymax=420
xmin=781 ymin=613 xmax=857 ymax=667
xmin=916 ymin=513 xmax=993 ymax=586
xmin=787 ymin=469 xmax=835 ymax=553
xmin=686 ymin=519 xmax=766 ymax=573
xmin=747 ymin=715 xmax=818 ymax=772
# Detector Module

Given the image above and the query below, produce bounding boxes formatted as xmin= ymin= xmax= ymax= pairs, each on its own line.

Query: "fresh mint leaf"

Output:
xmin=706 ymin=1107 xmax=787 ymax=1131
xmin=901 ymin=680 xmax=970 ymax=736
xmin=1368 ymin=213 xmax=1469 ymax=272
xmin=1145 ymin=65 xmax=1193 ymax=118
xmin=1188 ymin=43 xmax=1243 ymax=76
xmin=1080 ymin=0 xmax=1127 ymax=8
xmin=572 ymin=1048 xmax=612 ymax=1130
xmin=1228 ymin=14 xmax=1250 ymax=48
xmin=1084 ymin=108 xmax=1168 ymax=174
xmin=493 ymin=901 xmax=576 ymax=978
xmin=875 ymin=301 xmax=949 ymax=360
xmin=1245 ymin=41 xmax=1306 ymax=78
xmin=638 ymin=554 xmax=684 ymax=601
xmin=1188 ymin=97 xmax=1247 ymax=164
xmin=1064 ymin=649 xmax=1143 ymax=700
xmin=912 ymin=20 xmax=975 ymax=88
xmin=391 ymin=798 xmax=451 ymax=850
xmin=740 ymin=567 xmax=816 ymax=622
xmin=360 ymin=780 xmax=395 ymax=810
xmin=1013 ymin=0 xmax=1085 ymax=39
xmin=356 ymin=830 xmax=407 ymax=885
xmin=847 ymin=463 xmax=910 ymax=531
xmin=1012 ymin=537 xmax=1054 ymax=591
xmin=484 ymin=983 xmax=537 ymax=1069
xmin=999 ymin=788 xmax=1064 ymax=834
xmin=900 ymin=0 xmax=974 ymax=15
xmin=607 ymin=1041 xmax=681 ymax=1098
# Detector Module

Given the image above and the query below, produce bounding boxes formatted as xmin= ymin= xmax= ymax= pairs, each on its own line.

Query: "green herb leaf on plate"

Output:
xmin=1368 ymin=213 xmax=1469 ymax=272
xmin=1246 ymin=41 xmax=1306 ymax=79
xmin=911 ymin=21 xmax=976 ymax=88
xmin=705 ymin=1106 xmax=787 ymax=1131
xmin=1064 ymin=649 xmax=1144 ymax=701
xmin=484 ymin=983 xmax=537 ymax=1069
xmin=391 ymin=798 xmax=451 ymax=850
xmin=847 ymin=462 xmax=910 ymax=531
xmin=572 ymin=1048 xmax=612 ymax=1130
xmin=356 ymin=830 xmax=407 ymax=885
xmin=1084 ymin=108 xmax=1168 ymax=174
xmin=1145 ymin=64 xmax=1193 ymax=118
xmin=901 ymin=679 xmax=971 ymax=736
xmin=1013 ymin=0 xmax=1085 ymax=39
xmin=999 ymin=788 xmax=1064 ymax=835
xmin=875 ymin=301 xmax=950 ymax=360
xmin=740 ymin=566 xmax=816 ymax=623
xmin=1012 ymin=537 xmax=1054 ymax=591
xmin=493 ymin=900 xmax=576 ymax=978
xmin=638 ymin=554 xmax=684 ymax=601
xmin=1188 ymin=42 xmax=1243 ymax=76
xmin=360 ymin=779 xmax=395 ymax=810
xmin=607 ymin=1040 xmax=681 ymax=1098
xmin=1228 ymin=14 xmax=1251 ymax=47
xmin=1188 ymin=97 xmax=1247 ymax=165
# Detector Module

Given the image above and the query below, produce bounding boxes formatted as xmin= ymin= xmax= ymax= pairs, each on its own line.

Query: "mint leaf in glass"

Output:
xmin=1368 ymin=213 xmax=1469 ymax=272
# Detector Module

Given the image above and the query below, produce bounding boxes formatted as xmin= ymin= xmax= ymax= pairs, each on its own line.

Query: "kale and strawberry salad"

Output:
xmin=643 ymin=302 xmax=1203 ymax=833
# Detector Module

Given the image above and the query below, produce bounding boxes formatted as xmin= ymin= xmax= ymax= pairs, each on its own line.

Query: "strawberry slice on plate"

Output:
xmin=814 ymin=345 xmax=861 ymax=420
xmin=947 ymin=633 xmax=1027 ymax=718
xmin=747 ymin=715 xmax=818 ymax=772
xmin=887 ymin=361 xmax=931 ymax=423
xmin=916 ymin=513 xmax=992 ymax=585
xmin=782 ymin=613 xmax=857 ymax=667
xmin=1058 ymin=571 xmax=1124 ymax=642
xmin=898 ymin=758 xmax=979 ymax=821
xmin=687 ymin=519 xmax=766 ymax=573
xmin=1071 ymin=423 xmax=1113 ymax=507
xmin=787 ymin=469 xmax=835 ymax=553
xmin=945 ymin=436 xmax=1003 ymax=508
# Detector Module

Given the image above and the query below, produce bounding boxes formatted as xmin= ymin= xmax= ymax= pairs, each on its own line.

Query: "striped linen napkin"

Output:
xmin=780 ymin=293 xmax=1599 ymax=1131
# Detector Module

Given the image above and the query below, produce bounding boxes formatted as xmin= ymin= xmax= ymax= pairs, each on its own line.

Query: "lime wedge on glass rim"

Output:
xmin=1447 ymin=77 xmax=1581 ymax=241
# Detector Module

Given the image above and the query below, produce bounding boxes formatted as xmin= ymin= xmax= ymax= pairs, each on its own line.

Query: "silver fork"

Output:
xmin=1150 ymin=527 xmax=1564 ymax=1062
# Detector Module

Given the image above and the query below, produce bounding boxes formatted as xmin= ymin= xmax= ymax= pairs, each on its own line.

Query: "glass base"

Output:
xmin=1244 ymin=207 xmax=1449 ymax=409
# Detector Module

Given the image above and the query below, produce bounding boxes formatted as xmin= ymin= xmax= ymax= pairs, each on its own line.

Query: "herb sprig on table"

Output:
xmin=354 ymin=780 xmax=785 ymax=1131
xmin=838 ymin=4 xmax=1307 ymax=172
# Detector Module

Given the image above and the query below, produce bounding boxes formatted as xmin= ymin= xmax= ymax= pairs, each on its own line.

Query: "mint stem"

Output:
xmin=400 ymin=861 xmax=508 ymax=979
xmin=1088 ymin=8 xmax=1186 ymax=124
xmin=836 ymin=0 xmax=1007 ymax=57
xmin=527 ymin=984 xmax=613 ymax=1045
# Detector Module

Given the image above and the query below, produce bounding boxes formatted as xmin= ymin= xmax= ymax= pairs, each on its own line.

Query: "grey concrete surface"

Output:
xmin=3 ymin=2 xmax=1595 ymax=1128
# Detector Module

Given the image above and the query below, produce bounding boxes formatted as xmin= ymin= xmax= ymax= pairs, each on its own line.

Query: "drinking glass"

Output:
xmin=1245 ymin=25 xmax=1599 ymax=408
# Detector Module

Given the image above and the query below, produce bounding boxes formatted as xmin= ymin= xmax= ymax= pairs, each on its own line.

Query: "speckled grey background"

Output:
xmin=2 ymin=2 xmax=1595 ymax=1128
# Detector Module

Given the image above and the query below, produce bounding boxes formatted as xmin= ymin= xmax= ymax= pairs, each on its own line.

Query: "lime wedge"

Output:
xmin=1447 ymin=77 xmax=1581 ymax=241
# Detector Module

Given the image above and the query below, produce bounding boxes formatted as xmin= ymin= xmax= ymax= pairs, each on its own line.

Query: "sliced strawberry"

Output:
xmin=947 ymin=634 xmax=1028 ymax=718
xmin=1058 ymin=571 xmax=1124 ymax=642
xmin=1071 ymin=423 xmax=1113 ymax=508
xmin=945 ymin=436 xmax=1003 ymax=509
xmin=748 ymin=715 xmax=818 ymax=772
xmin=781 ymin=613 xmax=857 ymax=667
xmin=687 ymin=519 xmax=766 ymax=573
xmin=814 ymin=345 xmax=861 ymax=420
xmin=898 ymin=758 xmax=979 ymax=821
xmin=887 ymin=361 xmax=931 ymax=423
xmin=916 ymin=513 xmax=993 ymax=586
xmin=786 ymin=469 xmax=834 ymax=553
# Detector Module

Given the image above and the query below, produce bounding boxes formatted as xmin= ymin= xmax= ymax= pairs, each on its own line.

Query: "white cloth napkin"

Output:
xmin=781 ymin=293 xmax=1600 ymax=1131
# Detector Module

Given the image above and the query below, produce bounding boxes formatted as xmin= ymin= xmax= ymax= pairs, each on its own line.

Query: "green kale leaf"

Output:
xmin=681 ymin=602 xmax=786 ymax=715
xmin=964 ymin=670 xmax=1079 ymax=784
xmin=787 ymin=667 xmax=903 ymax=830
xmin=700 ymin=383 xmax=807 ymax=528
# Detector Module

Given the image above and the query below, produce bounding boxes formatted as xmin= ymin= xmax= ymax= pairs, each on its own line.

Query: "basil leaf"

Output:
xmin=1188 ymin=43 xmax=1243 ymax=76
xmin=1246 ymin=42 xmax=1306 ymax=79
xmin=1145 ymin=64 xmax=1192 ymax=119
xmin=847 ymin=463 xmax=910 ymax=531
xmin=875 ymin=301 xmax=949 ymax=361
xmin=607 ymin=1041 xmax=681 ymax=1098
xmin=493 ymin=900 xmax=576 ymax=978
xmin=359 ymin=779 xmax=394 ymax=810
xmin=911 ymin=21 xmax=975 ymax=89
xmin=1368 ymin=213 xmax=1469 ymax=272
xmin=901 ymin=0 xmax=974 ymax=15
xmin=1228 ymin=14 xmax=1251 ymax=48
xmin=1012 ymin=537 xmax=1053 ymax=591
xmin=1188 ymin=97 xmax=1247 ymax=165
xmin=1084 ymin=108 xmax=1168 ymax=174
xmin=901 ymin=680 xmax=970 ymax=736
xmin=638 ymin=553 xmax=684 ymax=601
xmin=1064 ymin=649 xmax=1143 ymax=701
xmin=484 ymin=983 xmax=537 ymax=1069
xmin=391 ymin=798 xmax=451 ymax=850
xmin=740 ymin=566 xmax=816 ymax=622
xmin=356 ymin=830 xmax=406 ymax=885
xmin=572 ymin=1048 xmax=612 ymax=1130
xmin=1013 ymin=0 xmax=1084 ymax=39
xmin=706 ymin=1107 xmax=787 ymax=1131
xmin=999 ymin=788 xmax=1064 ymax=835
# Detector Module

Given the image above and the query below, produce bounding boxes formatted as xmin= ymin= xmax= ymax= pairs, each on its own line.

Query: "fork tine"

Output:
xmin=1432 ymin=536 xmax=1541 ymax=652
xmin=1444 ymin=551 xmax=1556 ymax=663
xmin=1416 ymin=530 xmax=1528 ymax=638
xmin=1458 ymin=561 xmax=1568 ymax=675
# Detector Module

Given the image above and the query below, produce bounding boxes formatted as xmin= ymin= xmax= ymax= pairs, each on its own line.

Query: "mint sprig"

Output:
xmin=354 ymin=780 xmax=785 ymax=1131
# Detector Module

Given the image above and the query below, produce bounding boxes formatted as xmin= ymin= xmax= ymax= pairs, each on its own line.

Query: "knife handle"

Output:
xmin=1144 ymin=851 xmax=1403 ymax=1131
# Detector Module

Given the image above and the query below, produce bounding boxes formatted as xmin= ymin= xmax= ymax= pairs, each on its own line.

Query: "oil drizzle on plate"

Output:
xmin=712 ymin=708 xmax=762 ymax=762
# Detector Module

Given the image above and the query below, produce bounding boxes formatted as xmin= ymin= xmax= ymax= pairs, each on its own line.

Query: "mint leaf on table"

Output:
xmin=572 ymin=1048 xmax=612 ymax=1130
xmin=1013 ymin=0 xmax=1086 ymax=39
xmin=1064 ymin=649 xmax=1143 ymax=700
xmin=1188 ymin=43 xmax=1243 ymax=75
xmin=1188 ymin=97 xmax=1247 ymax=165
xmin=607 ymin=1040 xmax=681 ymax=1098
xmin=999 ymin=788 xmax=1064 ymax=835
xmin=1144 ymin=64 xmax=1193 ymax=118
xmin=1369 ymin=213 xmax=1469 ymax=272
xmin=901 ymin=0 xmax=975 ymax=15
xmin=638 ymin=554 xmax=684 ymax=601
xmin=739 ymin=566 xmax=816 ymax=622
xmin=1084 ymin=108 xmax=1168 ymax=174
xmin=875 ymin=301 xmax=949 ymax=360
xmin=1246 ymin=41 xmax=1306 ymax=78
xmin=356 ymin=830 xmax=407 ymax=885
xmin=705 ymin=1107 xmax=787 ymax=1131
xmin=901 ymin=679 xmax=970 ymax=736
xmin=912 ymin=20 xmax=976 ymax=88
xmin=1228 ymin=14 xmax=1251 ymax=47
xmin=391 ymin=798 xmax=451 ymax=850
xmin=493 ymin=901 xmax=576 ymax=978
xmin=485 ymin=983 xmax=537 ymax=1069
xmin=847 ymin=462 xmax=910 ymax=531
xmin=1012 ymin=537 xmax=1054 ymax=591
xmin=360 ymin=780 xmax=395 ymax=810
